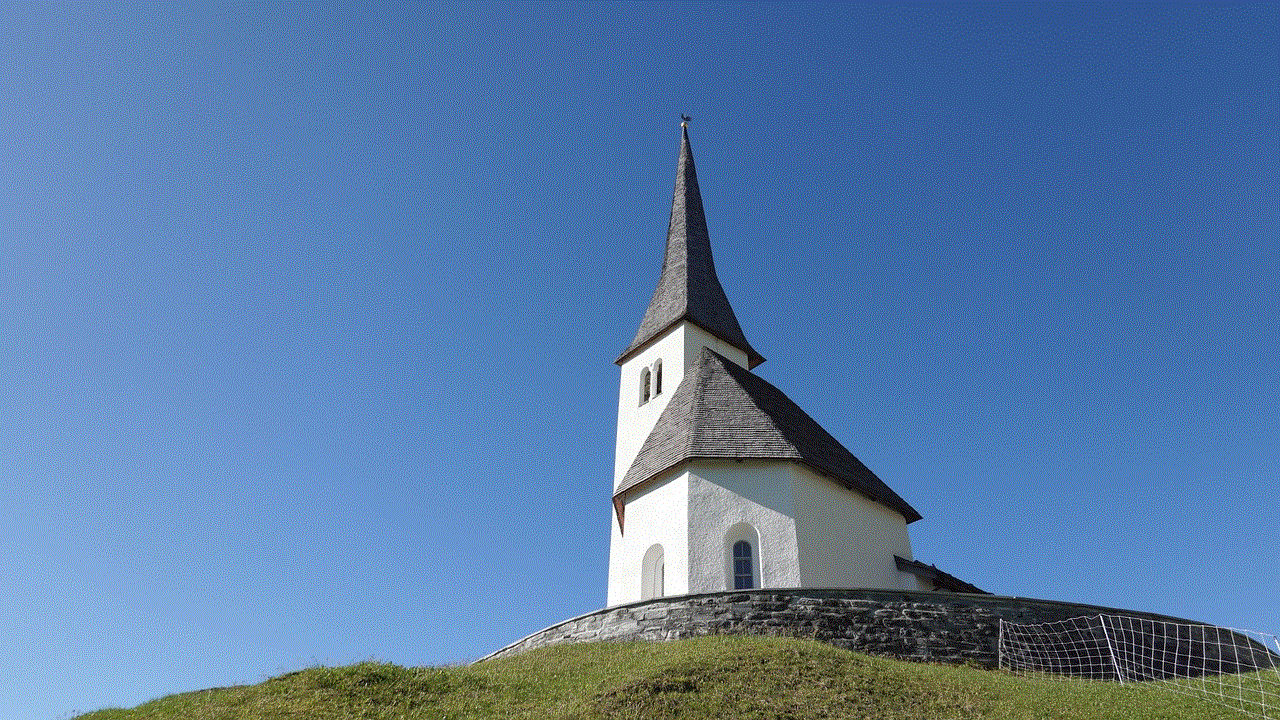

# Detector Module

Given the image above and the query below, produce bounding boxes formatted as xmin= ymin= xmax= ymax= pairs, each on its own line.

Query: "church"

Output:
xmin=607 ymin=124 xmax=980 ymax=606
xmin=481 ymin=126 xmax=1223 ymax=667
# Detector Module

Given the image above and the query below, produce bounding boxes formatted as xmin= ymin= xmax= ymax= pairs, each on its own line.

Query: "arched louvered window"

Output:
xmin=733 ymin=540 xmax=754 ymax=589
xmin=639 ymin=367 xmax=651 ymax=405
xmin=652 ymin=359 xmax=662 ymax=396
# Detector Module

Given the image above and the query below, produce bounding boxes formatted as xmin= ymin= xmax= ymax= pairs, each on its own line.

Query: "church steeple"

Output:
xmin=617 ymin=126 xmax=765 ymax=369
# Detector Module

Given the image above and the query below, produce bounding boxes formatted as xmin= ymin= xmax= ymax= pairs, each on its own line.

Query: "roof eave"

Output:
xmin=793 ymin=459 xmax=922 ymax=524
xmin=895 ymin=556 xmax=987 ymax=594
xmin=616 ymin=455 xmax=920 ymax=524
xmin=615 ymin=317 xmax=766 ymax=368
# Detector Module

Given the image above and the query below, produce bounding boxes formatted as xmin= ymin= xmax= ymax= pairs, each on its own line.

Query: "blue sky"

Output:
xmin=1 ymin=3 xmax=1276 ymax=718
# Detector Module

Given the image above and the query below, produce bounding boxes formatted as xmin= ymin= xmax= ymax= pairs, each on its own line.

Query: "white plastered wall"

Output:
xmin=789 ymin=463 xmax=918 ymax=590
xmin=687 ymin=461 xmax=801 ymax=593
xmin=610 ymin=459 xmax=922 ymax=605
xmin=606 ymin=472 xmax=689 ymax=606
xmin=679 ymin=323 xmax=749 ymax=371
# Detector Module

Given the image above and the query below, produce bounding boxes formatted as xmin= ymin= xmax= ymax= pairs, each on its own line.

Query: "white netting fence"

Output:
xmin=999 ymin=614 xmax=1280 ymax=719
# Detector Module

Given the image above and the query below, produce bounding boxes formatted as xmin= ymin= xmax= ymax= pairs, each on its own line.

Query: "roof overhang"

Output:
xmin=895 ymin=556 xmax=988 ymax=594
xmin=615 ymin=317 xmax=764 ymax=369
xmin=614 ymin=457 xmax=920 ymax=531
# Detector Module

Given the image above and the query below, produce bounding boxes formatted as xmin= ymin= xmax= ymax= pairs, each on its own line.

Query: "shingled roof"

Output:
xmin=617 ymin=126 xmax=765 ymax=368
xmin=617 ymin=347 xmax=922 ymax=523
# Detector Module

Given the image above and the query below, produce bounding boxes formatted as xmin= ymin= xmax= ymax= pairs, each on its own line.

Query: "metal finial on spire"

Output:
xmin=681 ymin=114 xmax=691 ymax=127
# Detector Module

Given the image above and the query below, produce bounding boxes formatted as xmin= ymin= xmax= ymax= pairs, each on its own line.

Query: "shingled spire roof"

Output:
xmin=618 ymin=347 xmax=922 ymax=524
xmin=617 ymin=126 xmax=765 ymax=368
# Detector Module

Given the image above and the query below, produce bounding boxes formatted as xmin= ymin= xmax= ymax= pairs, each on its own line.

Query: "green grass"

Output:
xmin=74 ymin=635 xmax=1260 ymax=720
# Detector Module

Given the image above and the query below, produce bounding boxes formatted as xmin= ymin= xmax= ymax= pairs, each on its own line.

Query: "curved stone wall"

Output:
xmin=479 ymin=588 xmax=1232 ymax=670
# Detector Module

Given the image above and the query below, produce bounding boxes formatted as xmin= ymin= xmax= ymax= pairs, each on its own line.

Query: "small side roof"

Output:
xmin=895 ymin=556 xmax=988 ymax=594
xmin=618 ymin=347 xmax=922 ymax=524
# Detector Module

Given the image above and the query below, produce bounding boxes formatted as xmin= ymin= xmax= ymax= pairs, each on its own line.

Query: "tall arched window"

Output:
xmin=652 ymin=359 xmax=662 ymax=396
xmin=641 ymin=544 xmax=664 ymax=600
xmin=725 ymin=522 xmax=760 ymax=591
xmin=639 ymin=367 xmax=651 ymax=405
xmin=733 ymin=541 xmax=754 ymax=589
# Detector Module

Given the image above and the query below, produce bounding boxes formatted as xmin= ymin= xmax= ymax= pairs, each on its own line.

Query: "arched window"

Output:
xmin=652 ymin=359 xmax=662 ymax=396
xmin=641 ymin=544 xmax=664 ymax=600
xmin=639 ymin=367 xmax=651 ymax=405
xmin=725 ymin=523 xmax=760 ymax=590
xmin=733 ymin=541 xmax=754 ymax=589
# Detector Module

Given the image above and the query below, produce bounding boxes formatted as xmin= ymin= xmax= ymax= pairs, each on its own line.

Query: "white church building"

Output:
xmin=607 ymin=125 xmax=981 ymax=606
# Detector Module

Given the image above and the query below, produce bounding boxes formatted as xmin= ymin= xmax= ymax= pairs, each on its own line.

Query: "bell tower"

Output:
xmin=607 ymin=124 xmax=764 ymax=605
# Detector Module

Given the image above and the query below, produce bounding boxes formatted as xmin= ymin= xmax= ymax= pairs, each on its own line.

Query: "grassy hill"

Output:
xmin=75 ymin=635 xmax=1244 ymax=720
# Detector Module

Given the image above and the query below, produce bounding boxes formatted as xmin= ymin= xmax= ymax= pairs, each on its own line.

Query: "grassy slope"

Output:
xmin=75 ymin=635 xmax=1245 ymax=720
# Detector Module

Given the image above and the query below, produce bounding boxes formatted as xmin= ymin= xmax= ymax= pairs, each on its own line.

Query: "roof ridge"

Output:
xmin=682 ymin=350 xmax=712 ymax=459
xmin=718 ymin=352 xmax=841 ymax=464
xmin=702 ymin=348 xmax=794 ymax=450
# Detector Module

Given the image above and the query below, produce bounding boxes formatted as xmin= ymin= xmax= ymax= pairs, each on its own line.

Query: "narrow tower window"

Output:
xmin=652 ymin=359 xmax=662 ymax=396
xmin=733 ymin=540 xmax=754 ymax=589
xmin=639 ymin=367 xmax=651 ymax=405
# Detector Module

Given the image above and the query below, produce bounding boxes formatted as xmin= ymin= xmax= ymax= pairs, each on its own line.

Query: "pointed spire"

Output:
xmin=618 ymin=126 xmax=765 ymax=368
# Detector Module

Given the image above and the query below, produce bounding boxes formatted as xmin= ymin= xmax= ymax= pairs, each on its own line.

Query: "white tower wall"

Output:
xmin=609 ymin=321 xmax=752 ymax=606
xmin=608 ymin=325 xmax=923 ymax=603
xmin=612 ymin=323 xmax=748 ymax=490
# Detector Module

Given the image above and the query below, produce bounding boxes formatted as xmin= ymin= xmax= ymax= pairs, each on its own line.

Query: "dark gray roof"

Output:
xmin=617 ymin=127 xmax=765 ymax=369
xmin=895 ymin=556 xmax=988 ymax=594
xmin=618 ymin=348 xmax=922 ymax=523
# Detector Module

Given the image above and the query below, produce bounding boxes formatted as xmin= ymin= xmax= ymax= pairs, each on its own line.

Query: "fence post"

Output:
xmin=1098 ymin=614 xmax=1125 ymax=684
xmin=997 ymin=619 xmax=1006 ymax=671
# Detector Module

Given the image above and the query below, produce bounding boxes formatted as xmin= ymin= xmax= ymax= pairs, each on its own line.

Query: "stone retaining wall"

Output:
xmin=478 ymin=588 xmax=1229 ymax=670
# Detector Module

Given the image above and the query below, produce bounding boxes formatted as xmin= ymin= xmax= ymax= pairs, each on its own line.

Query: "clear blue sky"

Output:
xmin=2 ymin=3 xmax=1276 ymax=718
